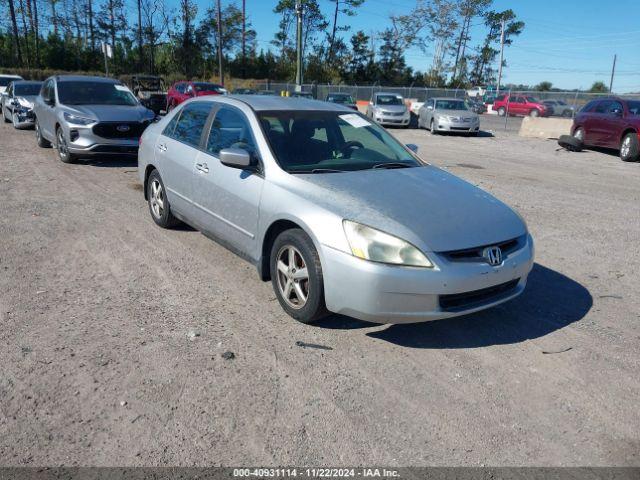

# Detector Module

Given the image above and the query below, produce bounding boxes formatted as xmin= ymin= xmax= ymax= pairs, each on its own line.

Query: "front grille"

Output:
xmin=92 ymin=121 xmax=149 ymax=139
xmin=441 ymin=235 xmax=523 ymax=263
xmin=439 ymin=279 xmax=520 ymax=311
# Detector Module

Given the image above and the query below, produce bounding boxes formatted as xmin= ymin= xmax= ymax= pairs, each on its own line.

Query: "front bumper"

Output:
xmin=12 ymin=108 xmax=35 ymax=128
xmin=64 ymin=124 xmax=140 ymax=156
xmin=375 ymin=114 xmax=410 ymax=126
xmin=434 ymin=119 xmax=480 ymax=133
xmin=321 ymin=234 xmax=534 ymax=324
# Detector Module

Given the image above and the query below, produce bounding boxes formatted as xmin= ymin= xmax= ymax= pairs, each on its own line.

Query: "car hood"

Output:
xmin=435 ymin=109 xmax=477 ymax=118
xmin=63 ymin=104 xmax=153 ymax=122
xmin=290 ymin=166 xmax=526 ymax=252
xmin=17 ymin=95 xmax=38 ymax=108
xmin=374 ymin=104 xmax=407 ymax=113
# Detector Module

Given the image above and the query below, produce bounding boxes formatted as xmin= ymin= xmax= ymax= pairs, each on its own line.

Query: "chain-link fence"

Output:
xmin=255 ymin=81 xmax=639 ymax=112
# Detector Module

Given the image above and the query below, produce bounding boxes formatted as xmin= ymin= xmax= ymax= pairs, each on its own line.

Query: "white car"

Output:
xmin=0 ymin=74 xmax=24 ymax=95
xmin=466 ymin=86 xmax=486 ymax=99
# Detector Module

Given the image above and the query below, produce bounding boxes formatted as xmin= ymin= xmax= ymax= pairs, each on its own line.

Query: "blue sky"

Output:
xmin=196 ymin=0 xmax=640 ymax=92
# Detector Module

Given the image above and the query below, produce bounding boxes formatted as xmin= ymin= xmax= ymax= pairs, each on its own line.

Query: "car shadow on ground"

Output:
xmin=78 ymin=155 xmax=138 ymax=168
xmin=318 ymin=263 xmax=591 ymax=348
xmin=365 ymin=263 xmax=591 ymax=349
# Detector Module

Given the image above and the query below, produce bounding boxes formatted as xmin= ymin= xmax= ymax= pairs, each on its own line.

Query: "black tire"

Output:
xmin=620 ymin=132 xmax=640 ymax=162
xmin=146 ymin=169 xmax=180 ymax=228
xmin=56 ymin=127 xmax=77 ymax=163
xmin=558 ymin=135 xmax=583 ymax=152
xmin=497 ymin=107 xmax=506 ymax=117
xmin=35 ymin=119 xmax=52 ymax=148
xmin=270 ymin=228 xmax=328 ymax=324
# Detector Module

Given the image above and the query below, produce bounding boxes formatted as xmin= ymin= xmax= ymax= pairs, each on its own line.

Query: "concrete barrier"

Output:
xmin=519 ymin=116 xmax=573 ymax=139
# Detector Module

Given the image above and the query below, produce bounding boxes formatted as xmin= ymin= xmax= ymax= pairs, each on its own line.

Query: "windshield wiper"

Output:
xmin=371 ymin=162 xmax=414 ymax=170
xmin=310 ymin=168 xmax=345 ymax=173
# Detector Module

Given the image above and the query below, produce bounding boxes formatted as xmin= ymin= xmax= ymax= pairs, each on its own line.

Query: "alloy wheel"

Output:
xmin=12 ymin=112 xmax=18 ymax=128
xmin=275 ymin=245 xmax=309 ymax=309
xmin=574 ymin=128 xmax=584 ymax=142
xmin=149 ymin=178 xmax=165 ymax=219
xmin=621 ymin=136 xmax=631 ymax=158
xmin=57 ymin=129 xmax=69 ymax=160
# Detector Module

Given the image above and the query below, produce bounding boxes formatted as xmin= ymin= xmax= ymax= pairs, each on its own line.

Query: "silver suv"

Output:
xmin=33 ymin=75 xmax=155 ymax=163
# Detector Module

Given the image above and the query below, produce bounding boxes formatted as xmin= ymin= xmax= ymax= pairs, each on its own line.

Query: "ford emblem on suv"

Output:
xmin=116 ymin=124 xmax=131 ymax=132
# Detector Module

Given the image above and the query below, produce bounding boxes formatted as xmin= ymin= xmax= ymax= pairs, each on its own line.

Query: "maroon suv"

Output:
xmin=493 ymin=94 xmax=550 ymax=117
xmin=572 ymin=97 xmax=640 ymax=162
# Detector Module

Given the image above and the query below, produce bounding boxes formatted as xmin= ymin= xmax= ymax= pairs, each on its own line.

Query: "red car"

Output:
xmin=493 ymin=94 xmax=550 ymax=117
xmin=571 ymin=97 xmax=640 ymax=162
xmin=166 ymin=81 xmax=227 ymax=111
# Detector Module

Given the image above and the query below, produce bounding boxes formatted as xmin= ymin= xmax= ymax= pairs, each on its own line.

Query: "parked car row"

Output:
xmin=0 ymin=76 xmax=535 ymax=324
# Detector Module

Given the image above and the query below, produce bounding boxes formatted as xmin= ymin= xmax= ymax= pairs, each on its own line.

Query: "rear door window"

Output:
xmin=167 ymin=102 xmax=213 ymax=148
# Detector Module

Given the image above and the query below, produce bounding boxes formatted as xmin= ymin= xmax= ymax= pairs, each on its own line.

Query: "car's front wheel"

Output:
xmin=147 ymin=169 xmax=180 ymax=228
xmin=270 ymin=229 xmax=327 ymax=324
xmin=56 ymin=127 xmax=76 ymax=163
xmin=573 ymin=127 xmax=585 ymax=143
xmin=430 ymin=119 xmax=437 ymax=135
xmin=529 ymin=109 xmax=540 ymax=117
xmin=2 ymin=106 xmax=10 ymax=123
xmin=620 ymin=132 xmax=639 ymax=162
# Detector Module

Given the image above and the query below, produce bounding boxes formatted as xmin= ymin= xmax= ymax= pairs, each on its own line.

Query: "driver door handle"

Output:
xmin=195 ymin=162 xmax=209 ymax=174
xmin=157 ymin=143 xmax=167 ymax=152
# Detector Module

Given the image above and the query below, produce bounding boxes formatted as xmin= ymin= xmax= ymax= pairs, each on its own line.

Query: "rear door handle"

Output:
xmin=157 ymin=143 xmax=167 ymax=152
xmin=195 ymin=162 xmax=209 ymax=173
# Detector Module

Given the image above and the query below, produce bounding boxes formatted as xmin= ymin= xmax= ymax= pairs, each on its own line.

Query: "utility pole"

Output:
xmin=295 ymin=1 xmax=303 ymax=91
xmin=217 ymin=0 xmax=224 ymax=86
xmin=609 ymin=54 xmax=617 ymax=93
xmin=496 ymin=18 xmax=505 ymax=97
xmin=241 ymin=0 xmax=246 ymax=79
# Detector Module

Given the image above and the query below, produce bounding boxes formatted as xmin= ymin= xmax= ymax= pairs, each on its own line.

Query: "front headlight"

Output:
xmin=343 ymin=220 xmax=433 ymax=268
xmin=63 ymin=112 xmax=96 ymax=125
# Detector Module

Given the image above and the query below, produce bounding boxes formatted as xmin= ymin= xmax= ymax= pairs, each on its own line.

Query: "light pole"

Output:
xmin=217 ymin=0 xmax=224 ymax=86
xmin=295 ymin=1 xmax=303 ymax=92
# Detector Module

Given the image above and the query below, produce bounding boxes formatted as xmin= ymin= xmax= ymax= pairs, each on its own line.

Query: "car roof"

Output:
xmin=432 ymin=97 xmax=464 ymax=101
xmin=201 ymin=95 xmax=350 ymax=112
xmin=374 ymin=92 xmax=402 ymax=96
xmin=13 ymin=80 xmax=42 ymax=85
xmin=327 ymin=92 xmax=351 ymax=96
xmin=55 ymin=75 xmax=118 ymax=83
xmin=0 ymin=74 xmax=23 ymax=78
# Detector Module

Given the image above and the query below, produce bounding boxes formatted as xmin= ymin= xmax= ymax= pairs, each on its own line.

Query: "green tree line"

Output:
xmin=0 ymin=0 xmax=527 ymax=87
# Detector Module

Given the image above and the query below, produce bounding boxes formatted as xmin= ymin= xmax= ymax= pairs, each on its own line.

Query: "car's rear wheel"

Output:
xmin=497 ymin=107 xmax=506 ymax=116
xmin=56 ymin=127 xmax=76 ymax=163
xmin=35 ymin=119 xmax=51 ymax=147
xmin=147 ymin=169 xmax=180 ymax=228
xmin=270 ymin=229 xmax=327 ymax=324
xmin=620 ymin=133 xmax=639 ymax=162
xmin=529 ymin=109 xmax=540 ymax=117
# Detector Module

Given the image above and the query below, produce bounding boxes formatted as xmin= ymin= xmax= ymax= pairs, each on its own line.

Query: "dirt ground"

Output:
xmin=0 ymin=116 xmax=639 ymax=467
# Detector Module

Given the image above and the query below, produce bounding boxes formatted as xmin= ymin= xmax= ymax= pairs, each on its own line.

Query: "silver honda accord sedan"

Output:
xmin=138 ymin=95 xmax=534 ymax=324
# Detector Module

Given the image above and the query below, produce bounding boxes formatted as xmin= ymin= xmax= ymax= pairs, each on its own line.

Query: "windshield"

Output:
xmin=628 ymin=101 xmax=640 ymax=115
xmin=0 ymin=77 xmax=21 ymax=87
xmin=15 ymin=83 xmax=42 ymax=96
xmin=376 ymin=95 xmax=403 ymax=106
xmin=436 ymin=100 xmax=468 ymax=110
xmin=193 ymin=82 xmax=223 ymax=92
xmin=258 ymin=110 xmax=421 ymax=173
xmin=58 ymin=81 xmax=138 ymax=106
xmin=327 ymin=94 xmax=354 ymax=104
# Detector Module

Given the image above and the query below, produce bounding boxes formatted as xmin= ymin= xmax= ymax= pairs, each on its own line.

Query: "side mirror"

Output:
xmin=220 ymin=148 xmax=254 ymax=170
xmin=406 ymin=144 xmax=418 ymax=153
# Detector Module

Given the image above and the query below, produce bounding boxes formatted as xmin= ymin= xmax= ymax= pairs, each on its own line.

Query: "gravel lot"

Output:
xmin=1 ymin=116 xmax=639 ymax=467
